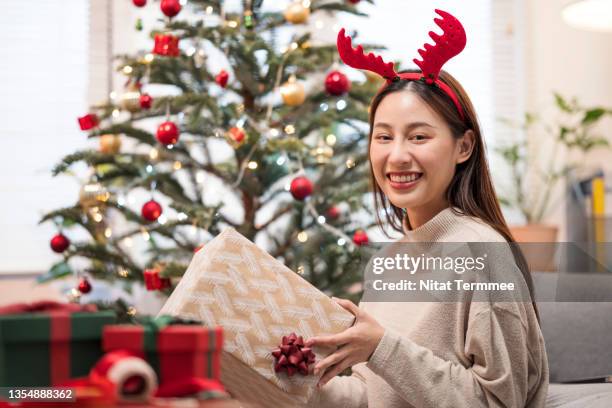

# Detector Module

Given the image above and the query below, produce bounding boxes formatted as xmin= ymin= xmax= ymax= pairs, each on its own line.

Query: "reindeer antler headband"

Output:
xmin=337 ymin=9 xmax=467 ymax=120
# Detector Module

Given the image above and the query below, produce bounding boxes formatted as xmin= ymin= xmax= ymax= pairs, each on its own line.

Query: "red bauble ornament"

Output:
xmin=50 ymin=233 xmax=70 ymax=253
xmin=216 ymin=70 xmax=229 ymax=88
xmin=156 ymin=121 xmax=180 ymax=145
xmin=325 ymin=70 xmax=351 ymax=96
xmin=142 ymin=200 xmax=163 ymax=222
xmin=139 ymin=93 xmax=153 ymax=109
xmin=347 ymin=0 xmax=360 ymax=4
xmin=77 ymin=277 xmax=92 ymax=294
xmin=160 ymin=0 xmax=182 ymax=17
xmin=352 ymin=230 xmax=369 ymax=246
xmin=290 ymin=176 xmax=313 ymax=201
xmin=326 ymin=206 xmax=340 ymax=220
xmin=132 ymin=0 xmax=147 ymax=7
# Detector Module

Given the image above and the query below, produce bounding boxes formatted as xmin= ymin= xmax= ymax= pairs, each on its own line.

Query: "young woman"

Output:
xmin=304 ymin=11 xmax=549 ymax=408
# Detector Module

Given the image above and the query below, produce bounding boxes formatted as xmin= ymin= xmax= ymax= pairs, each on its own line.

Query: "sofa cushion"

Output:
xmin=534 ymin=272 xmax=612 ymax=383
xmin=547 ymin=383 xmax=612 ymax=408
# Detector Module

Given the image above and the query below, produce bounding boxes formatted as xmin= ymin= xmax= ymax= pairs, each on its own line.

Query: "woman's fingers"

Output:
xmin=318 ymin=360 xmax=349 ymax=387
xmin=306 ymin=329 xmax=352 ymax=348
xmin=314 ymin=346 xmax=349 ymax=376
xmin=332 ymin=297 xmax=360 ymax=317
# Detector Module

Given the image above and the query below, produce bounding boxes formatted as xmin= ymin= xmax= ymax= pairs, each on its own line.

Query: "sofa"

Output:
xmin=533 ymin=272 xmax=612 ymax=407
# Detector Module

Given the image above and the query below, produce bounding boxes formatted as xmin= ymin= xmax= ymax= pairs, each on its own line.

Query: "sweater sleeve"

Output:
xmin=365 ymin=307 xmax=532 ymax=408
xmin=305 ymin=362 xmax=368 ymax=408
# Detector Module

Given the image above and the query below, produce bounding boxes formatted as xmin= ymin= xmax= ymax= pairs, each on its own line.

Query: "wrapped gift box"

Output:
xmin=0 ymin=301 xmax=116 ymax=387
xmin=158 ymin=228 xmax=356 ymax=407
xmin=102 ymin=316 xmax=225 ymax=398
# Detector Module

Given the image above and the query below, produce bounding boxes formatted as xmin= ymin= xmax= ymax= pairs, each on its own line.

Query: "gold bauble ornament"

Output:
xmin=280 ymin=76 xmax=306 ymax=106
xmin=311 ymin=140 xmax=334 ymax=164
xmin=79 ymin=181 xmax=110 ymax=209
xmin=284 ymin=1 xmax=310 ymax=24
xmin=119 ymin=84 xmax=141 ymax=113
xmin=99 ymin=134 xmax=122 ymax=154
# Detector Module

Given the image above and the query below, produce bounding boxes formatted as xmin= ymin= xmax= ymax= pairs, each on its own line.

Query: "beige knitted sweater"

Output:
xmin=307 ymin=207 xmax=549 ymax=408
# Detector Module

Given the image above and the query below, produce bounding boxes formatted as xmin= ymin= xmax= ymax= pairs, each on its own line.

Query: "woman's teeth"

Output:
xmin=389 ymin=173 xmax=422 ymax=183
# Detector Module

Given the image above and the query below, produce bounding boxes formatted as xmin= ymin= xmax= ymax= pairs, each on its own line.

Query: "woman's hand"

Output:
xmin=305 ymin=297 xmax=385 ymax=387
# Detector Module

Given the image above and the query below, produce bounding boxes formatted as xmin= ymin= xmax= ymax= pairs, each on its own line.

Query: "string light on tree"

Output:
xmin=311 ymin=140 xmax=333 ymax=164
xmin=79 ymin=182 xmax=110 ymax=209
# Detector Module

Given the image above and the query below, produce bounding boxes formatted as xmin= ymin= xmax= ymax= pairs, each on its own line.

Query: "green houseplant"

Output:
xmin=496 ymin=93 xmax=611 ymax=242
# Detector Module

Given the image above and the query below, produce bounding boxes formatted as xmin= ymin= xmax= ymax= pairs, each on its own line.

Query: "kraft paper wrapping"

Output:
xmin=158 ymin=228 xmax=355 ymax=407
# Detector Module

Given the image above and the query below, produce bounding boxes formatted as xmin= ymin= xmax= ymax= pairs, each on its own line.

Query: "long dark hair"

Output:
xmin=368 ymin=69 xmax=539 ymax=320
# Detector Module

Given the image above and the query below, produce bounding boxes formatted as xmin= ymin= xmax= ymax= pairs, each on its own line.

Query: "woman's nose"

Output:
xmin=387 ymin=140 xmax=413 ymax=167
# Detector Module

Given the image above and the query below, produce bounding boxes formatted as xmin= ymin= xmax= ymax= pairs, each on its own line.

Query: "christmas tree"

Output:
xmin=41 ymin=0 xmax=383 ymax=304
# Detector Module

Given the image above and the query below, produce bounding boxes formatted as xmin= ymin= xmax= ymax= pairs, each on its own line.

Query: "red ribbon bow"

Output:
xmin=271 ymin=332 xmax=315 ymax=377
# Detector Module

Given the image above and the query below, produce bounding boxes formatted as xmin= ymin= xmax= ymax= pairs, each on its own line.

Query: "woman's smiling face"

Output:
xmin=369 ymin=90 xmax=467 ymax=215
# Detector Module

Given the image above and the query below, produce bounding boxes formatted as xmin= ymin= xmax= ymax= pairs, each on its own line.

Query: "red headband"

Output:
xmin=337 ymin=9 xmax=467 ymax=121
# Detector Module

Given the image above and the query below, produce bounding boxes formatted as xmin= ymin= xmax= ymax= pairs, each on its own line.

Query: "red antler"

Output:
xmin=337 ymin=28 xmax=397 ymax=81
xmin=413 ymin=9 xmax=466 ymax=84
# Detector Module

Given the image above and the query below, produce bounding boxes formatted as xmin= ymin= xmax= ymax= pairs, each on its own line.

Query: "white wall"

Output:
xmin=0 ymin=0 xmax=90 ymax=273
xmin=524 ymin=0 xmax=612 ymax=239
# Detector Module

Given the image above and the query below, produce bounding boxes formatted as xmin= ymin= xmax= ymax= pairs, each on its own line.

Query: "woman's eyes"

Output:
xmin=374 ymin=134 xmax=428 ymax=142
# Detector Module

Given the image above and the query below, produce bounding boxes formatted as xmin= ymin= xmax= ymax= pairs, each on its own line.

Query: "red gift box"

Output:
xmin=153 ymin=34 xmax=180 ymax=57
xmin=102 ymin=320 xmax=223 ymax=397
xmin=77 ymin=113 xmax=99 ymax=131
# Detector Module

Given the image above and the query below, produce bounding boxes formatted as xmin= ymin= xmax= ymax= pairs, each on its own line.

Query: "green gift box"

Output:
xmin=0 ymin=301 xmax=116 ymax=387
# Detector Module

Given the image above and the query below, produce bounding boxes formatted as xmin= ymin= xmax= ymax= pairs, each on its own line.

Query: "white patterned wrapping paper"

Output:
xmin=159 ymin=228 xmax=355 ymax=407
